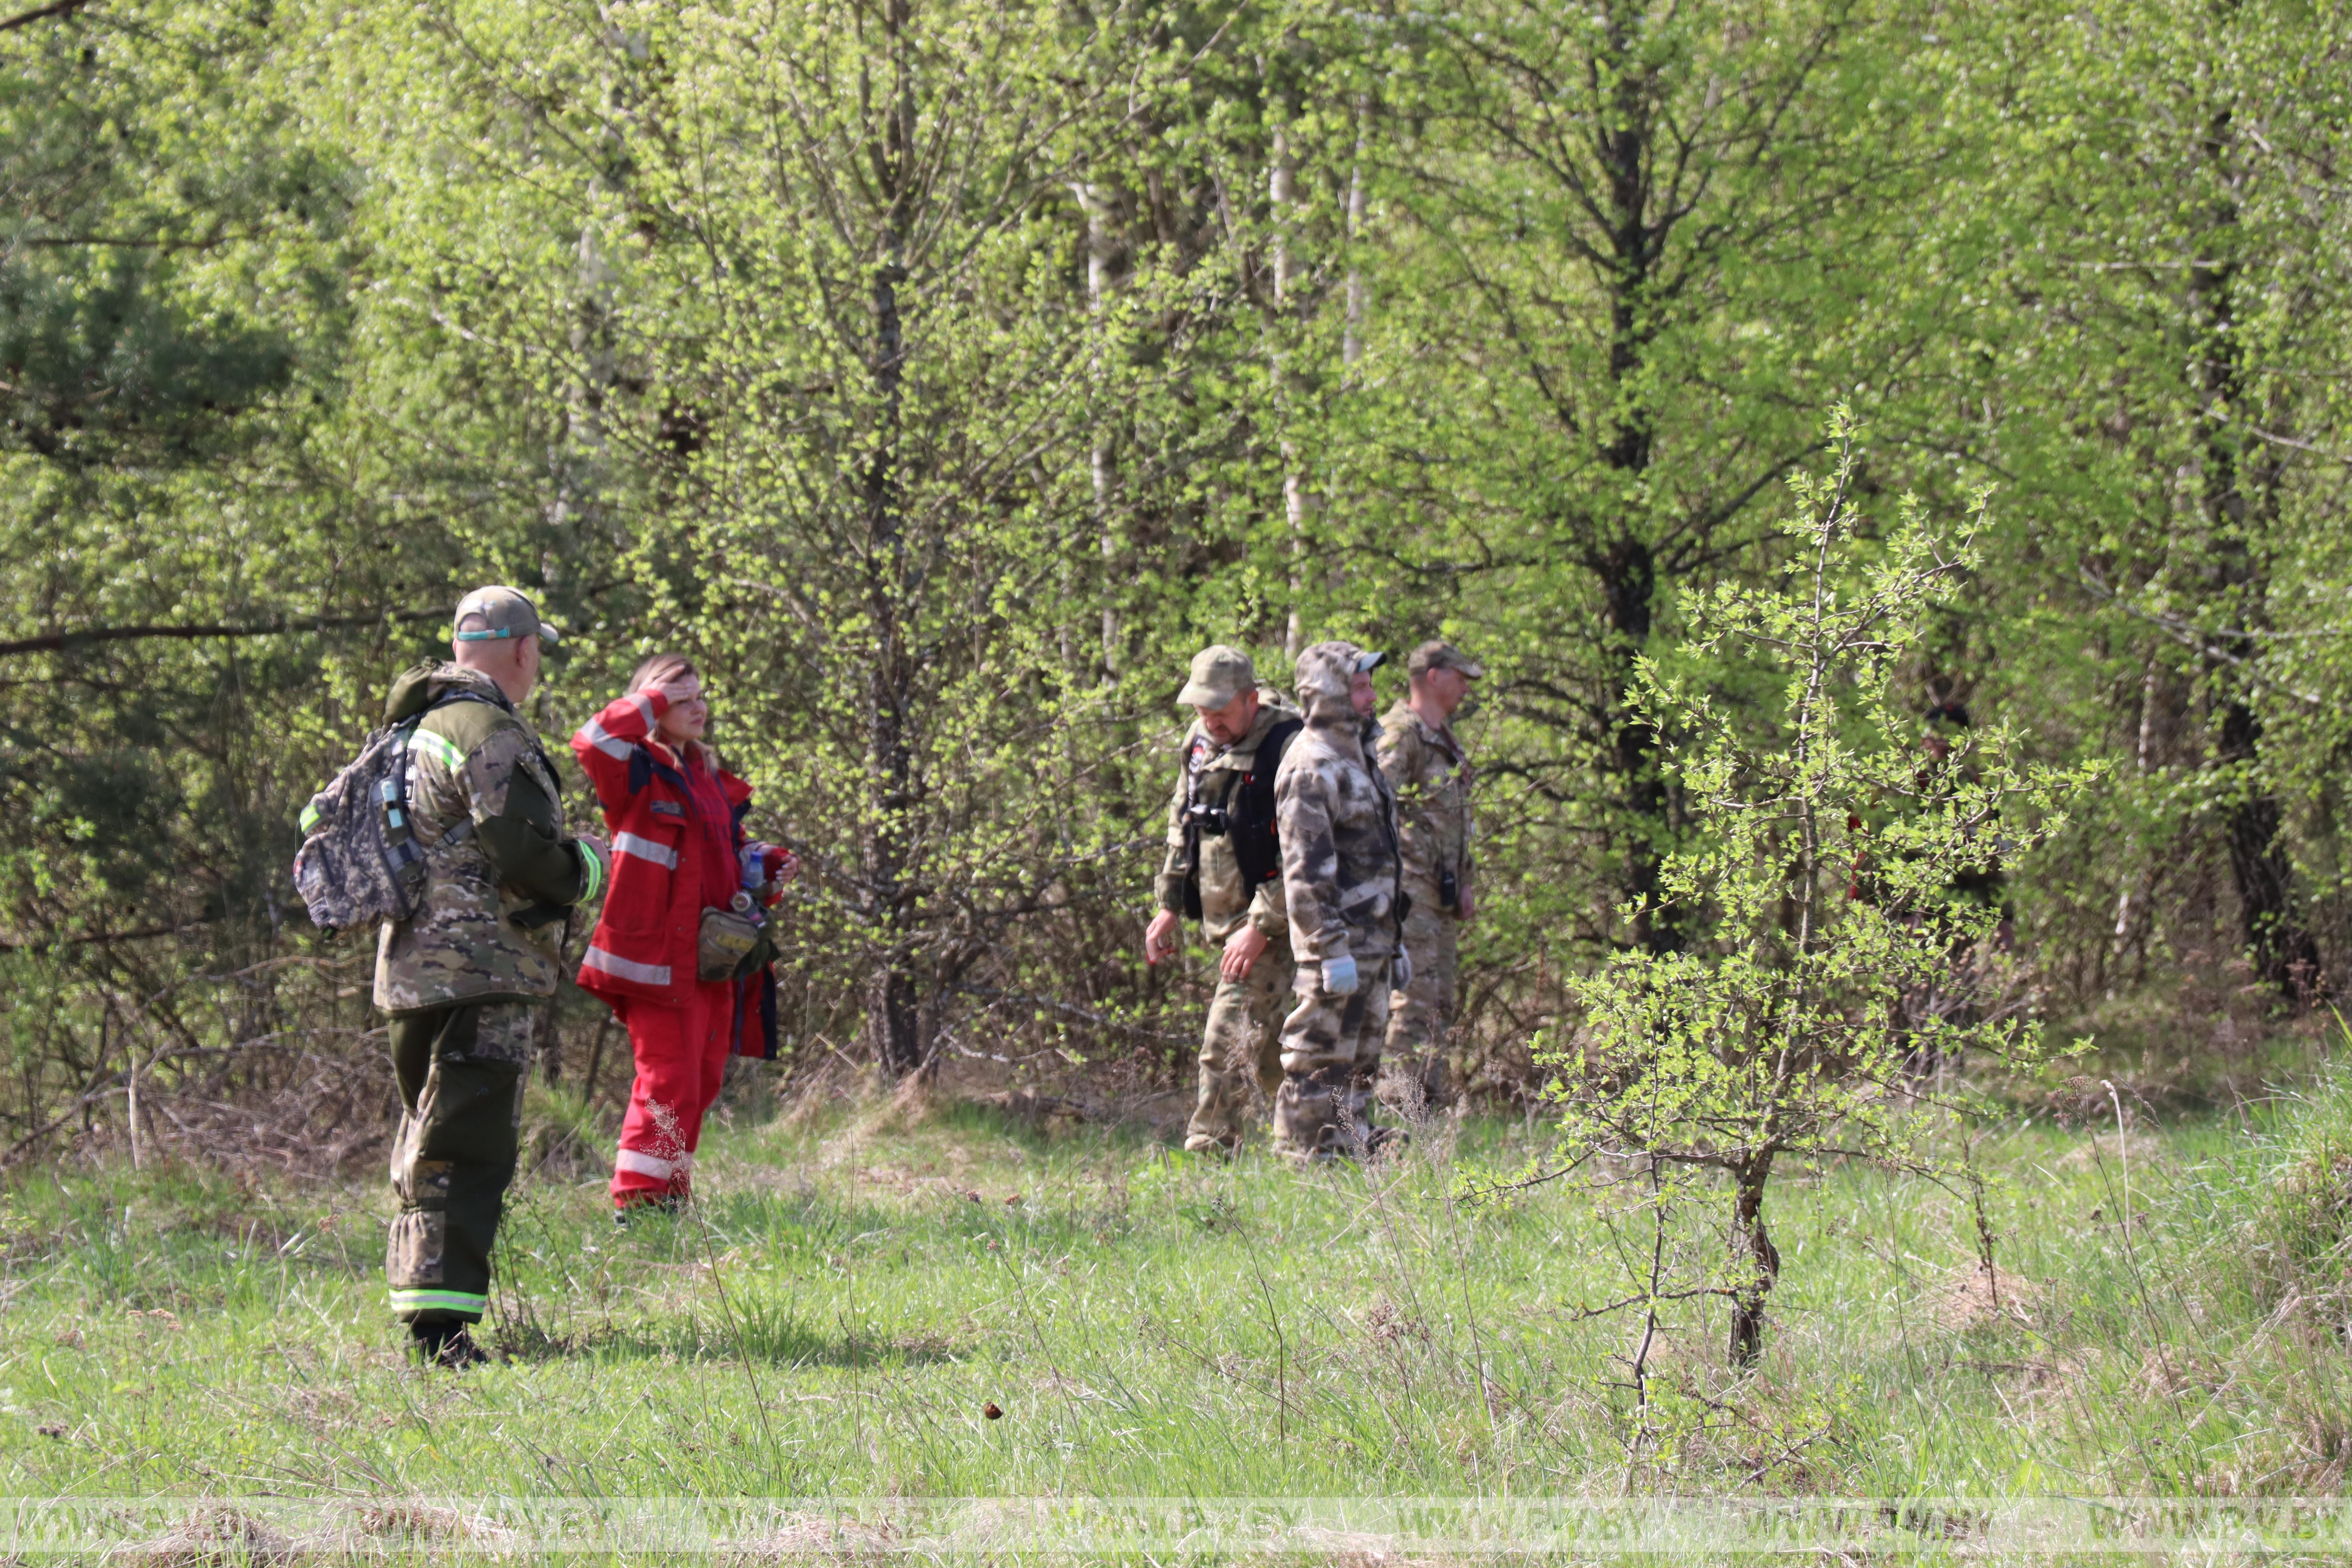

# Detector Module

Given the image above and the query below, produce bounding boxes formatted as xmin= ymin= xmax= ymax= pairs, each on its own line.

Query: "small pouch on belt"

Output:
xmin=698 ymin=905 xmax=765 ymax=982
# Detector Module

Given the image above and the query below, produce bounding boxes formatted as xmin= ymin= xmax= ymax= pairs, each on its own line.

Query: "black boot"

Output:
xmin=409 ymin=1318 xmax=489 ymax=1369
xmin=613 ymin=1194 xmax=684 ymax=1228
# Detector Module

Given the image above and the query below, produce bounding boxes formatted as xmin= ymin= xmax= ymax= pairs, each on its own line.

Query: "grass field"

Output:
xmin=2 ymin=1067 xmax=2350 ymax=1562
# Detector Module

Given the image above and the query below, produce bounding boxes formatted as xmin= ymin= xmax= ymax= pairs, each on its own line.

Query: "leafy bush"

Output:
xmin=1540 ymin=418 xmax=2099 ymax=1371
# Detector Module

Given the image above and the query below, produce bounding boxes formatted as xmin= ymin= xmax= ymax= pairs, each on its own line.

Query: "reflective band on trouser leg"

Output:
xmin=384 ymin=1005 xmax=524 ymax=1324
xmin=613 ymin=1148 xmax=679 ymax=1182
xmin=389 ymin=1288 xmax=488 ymax=1317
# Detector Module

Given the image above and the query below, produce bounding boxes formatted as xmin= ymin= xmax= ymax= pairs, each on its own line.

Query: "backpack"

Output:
xmin=1180 ymin=715 xmax=1303 ymax=916
xmin=1228 ymin=716 xmax=1302 ymax=889
xmin=291 ymin=694 xmax=495 ymax=936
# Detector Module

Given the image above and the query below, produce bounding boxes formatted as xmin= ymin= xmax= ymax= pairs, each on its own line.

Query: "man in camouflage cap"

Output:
xmin=374 ymin=586 xmax=608 ymax=1366
xmin=1272 ymin=641 xmax=1407 ymax=1160
xmin=1145 ymin=646 xmax=1304 ymax=1154
xmin=1377 ymin=640 xmax=1483 ymax=1117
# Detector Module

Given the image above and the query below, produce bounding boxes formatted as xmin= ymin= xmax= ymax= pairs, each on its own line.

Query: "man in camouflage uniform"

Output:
xmin=1145 ymin=646 xmax=1303 ymax=1154
xmin=1272 ymin=641 xmax=1407 ymax=1160
xmin=1377 ymin=641 xmax=1483 ymax=1118
xmin=373 ymin=586 xmax=607 ymax=1367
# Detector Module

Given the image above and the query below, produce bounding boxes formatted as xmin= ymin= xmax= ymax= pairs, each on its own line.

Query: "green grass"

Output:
xmin=2 ymin=1073 xmax=2350 ymax=1560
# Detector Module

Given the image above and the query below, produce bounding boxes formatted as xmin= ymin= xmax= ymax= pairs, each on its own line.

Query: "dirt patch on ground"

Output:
xmin=724 ymin=1512 xmax=900 ymax=1564
xmin=1931 ymin=1261 xmax=2041 ymax=1331
xmin=127 ymin=1507 xmax=298 ymax=1567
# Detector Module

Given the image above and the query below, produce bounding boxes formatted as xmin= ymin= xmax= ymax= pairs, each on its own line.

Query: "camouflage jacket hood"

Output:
xmin=383 ymin=662 xmax=514 ymax=727
xmin=1292 ymin=642 xmax=1370 ymax=766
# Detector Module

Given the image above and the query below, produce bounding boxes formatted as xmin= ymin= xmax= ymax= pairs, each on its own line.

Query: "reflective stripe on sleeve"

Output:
xmin=613 ymin=831 xmax=679 ymax=869
xmin=630 ymin=692 xmax=658 ymax=730
xmin=614 ymin=1148 xmax=681 ymax=1181
xmin=407 ymin=727 xmax=467 ymax=771
xmin=582 ymin=946 xmax=670 ymax=987
xmin=576 ymin=839 xmax=606 ymax=902
xmin=388 ymin=1288 xmax=487 ymax=1316
xmin=578 ymin=719 xmax=632 ymax=761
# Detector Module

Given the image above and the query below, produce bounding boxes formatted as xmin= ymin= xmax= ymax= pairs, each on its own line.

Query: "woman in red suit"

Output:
xmin=572 ymin=654 xmax=796 ymax=1213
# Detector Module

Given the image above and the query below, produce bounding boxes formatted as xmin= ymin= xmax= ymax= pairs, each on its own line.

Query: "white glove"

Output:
xmin=1321 ymin=955 xmax=1358 ymax=996
xmin=1394 ymin=948 xmax=1412 ymax=988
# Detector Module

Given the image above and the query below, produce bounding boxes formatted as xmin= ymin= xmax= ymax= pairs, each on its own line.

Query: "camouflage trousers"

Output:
xmin=1273 ymin=957 xmax=1393 ymax=1160
xmin=385 ymin=1001 xmax=534 ymax=1326
xmin=1181 ymin=939 xmax=1297 ymax=1154
xmin=1381 ymin=889 xmax=1460 ymax=1118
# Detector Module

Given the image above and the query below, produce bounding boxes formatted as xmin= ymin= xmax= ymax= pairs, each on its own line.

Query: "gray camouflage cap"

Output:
xmin=1407 ymin=640 xmax=1483 ymax=679
xmin=453 ymin=585 xmax=559 ymax=647
xmin=1178 ymin=644 xmax=1257 ymax=708
xmin=1294 ymin=641 xmax=1384 ymax=704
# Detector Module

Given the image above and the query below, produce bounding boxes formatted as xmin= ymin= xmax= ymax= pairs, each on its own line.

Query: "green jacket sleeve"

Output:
xmin=466 ymin=728 xmax=592 ymax=907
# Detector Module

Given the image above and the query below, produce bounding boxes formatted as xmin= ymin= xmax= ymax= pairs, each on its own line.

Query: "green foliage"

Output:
xmin=1542 ymin=420 xmax=2099 ymax=1366
xmin=2 ymin=0 xmax=2352 ymax=1151
xmin=2241 ymin=1050 xmax=2352 ymax=1324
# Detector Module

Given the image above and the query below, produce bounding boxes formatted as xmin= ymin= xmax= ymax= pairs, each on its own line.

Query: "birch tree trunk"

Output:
xmin=861 ymin=0 xmax=925 ymax=1079
xmin=1076 ymin=180 xmax=1120 ymax=683
xmin=1270 ymin=119 xmax=1312 ymax=661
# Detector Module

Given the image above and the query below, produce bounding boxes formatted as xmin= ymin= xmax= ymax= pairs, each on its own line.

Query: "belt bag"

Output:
xmin=697 ymin=906 xmax=766 ymax=982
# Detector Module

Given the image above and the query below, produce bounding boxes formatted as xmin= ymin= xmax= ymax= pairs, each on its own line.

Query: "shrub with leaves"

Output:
xmin=1540 ymin=416 xmax=2100 ymax=1372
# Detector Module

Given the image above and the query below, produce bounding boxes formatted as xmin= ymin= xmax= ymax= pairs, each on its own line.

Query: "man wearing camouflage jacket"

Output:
xmin=1377 ymin=641 xmax=1482 ymax=1116
xmin=1272 ymin=641 xmax=1407 ymax=1160
xmin=374 ymin=587 xmax=607 ymax=1366
xmin=1144 ymin=646 xmax=1303 ymax=1154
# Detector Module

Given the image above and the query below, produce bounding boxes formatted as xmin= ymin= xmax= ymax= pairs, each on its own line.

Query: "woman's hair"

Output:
xmin=628 ymin=652 xmax=696 ymax=696
xmin=624 ymin=653 xmax=716 ymax=771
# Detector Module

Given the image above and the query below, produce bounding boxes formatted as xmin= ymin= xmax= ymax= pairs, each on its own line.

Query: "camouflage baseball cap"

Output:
xmin=1178 ymin=644 xmax=1257 ymax=708
xmin=1407 ymin=640 xmax=1483 ymax=679
xmin=453 ymin=586 xmax=559 ymax=647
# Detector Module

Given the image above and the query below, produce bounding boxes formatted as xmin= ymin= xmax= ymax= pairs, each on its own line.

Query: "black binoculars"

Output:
xmin=1185 ymin=802 xmax=1231 ymax=837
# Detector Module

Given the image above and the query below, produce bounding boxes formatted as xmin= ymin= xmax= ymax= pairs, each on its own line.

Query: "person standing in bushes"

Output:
xmin=1142 ymin=645 xmax=1304 ymax=1155
xmin=1376 ymin=641 xmax=1483 ymax=1118
xmin=572 ymin=655 xmax=797 ymax=1217
xmin=1272 ymin=641 xmax=1408 ymax=1161
xmin=377 ymin=587 xmax=609 ymax=1368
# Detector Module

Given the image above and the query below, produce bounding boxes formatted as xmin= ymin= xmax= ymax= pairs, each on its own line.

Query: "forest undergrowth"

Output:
xmin=2 ymin=1060 xmax=2351 ymax=1561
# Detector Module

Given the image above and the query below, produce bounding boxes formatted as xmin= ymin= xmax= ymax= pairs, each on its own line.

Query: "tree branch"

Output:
xmin=0 ymin=0 xmax=90 ymax=30
xmin=0 ymin=611 xmax=448 ymax=659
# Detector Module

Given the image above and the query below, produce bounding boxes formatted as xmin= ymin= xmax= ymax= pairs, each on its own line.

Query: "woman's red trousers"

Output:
xmin=609 ymin=979 xmax=737 ymax=1207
